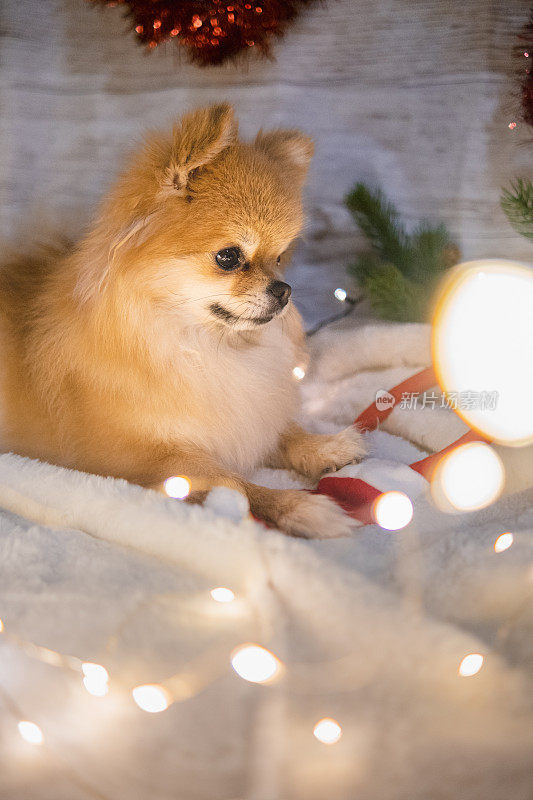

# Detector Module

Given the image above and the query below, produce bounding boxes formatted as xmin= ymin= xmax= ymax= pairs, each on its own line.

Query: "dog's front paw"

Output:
xmin=278 ymin=492 xmax=355 ymax=539
xmin=290 ymin=426 xmax=366 ymax=482
xmin=315 ymin=426 xmax=367 ymax=475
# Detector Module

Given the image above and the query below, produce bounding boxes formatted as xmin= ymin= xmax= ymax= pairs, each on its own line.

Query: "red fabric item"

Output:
xmin=316 ymin=477 xmax=381 ymax=525
xmin=410 ymin=429 xmax=490 ymax=480
xmin=253 ymin=367 xmax=493 ymax=529
xmin=313 ymin=367 xmax=491 ymax=526
xmin=355 ymin=366 xmax=437 ymax=432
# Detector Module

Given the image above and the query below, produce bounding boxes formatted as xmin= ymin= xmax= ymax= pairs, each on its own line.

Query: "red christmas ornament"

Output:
xmin=89 ymin=0 xmax=321 ymax=66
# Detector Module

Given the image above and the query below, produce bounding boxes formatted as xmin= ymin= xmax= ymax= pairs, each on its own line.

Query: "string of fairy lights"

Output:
xmin=0 ymin=519 xmax=514 ymax=742
xmin=0 ymin=259 xmax=532 ymax=794
xmin=0 ymin=516 xmax=518 ymax=748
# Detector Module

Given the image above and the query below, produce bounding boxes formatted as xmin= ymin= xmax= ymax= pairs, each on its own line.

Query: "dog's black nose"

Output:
xmin=267 ymin=280 xmax=292 ymax=307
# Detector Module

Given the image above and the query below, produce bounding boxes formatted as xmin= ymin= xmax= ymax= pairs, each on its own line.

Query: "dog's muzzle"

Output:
xmin=266 ymin=280 xmax=291 ymax=310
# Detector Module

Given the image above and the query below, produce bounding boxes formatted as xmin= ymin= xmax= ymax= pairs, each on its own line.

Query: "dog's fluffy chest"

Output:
xmin=160 ymin=320 xmax=301 ymax=472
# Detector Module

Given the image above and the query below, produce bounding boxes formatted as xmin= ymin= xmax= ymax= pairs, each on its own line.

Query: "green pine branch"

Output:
xmin=501 ymin=178 xmax=533 ymax=241
xmin=349 ymin=251 xmax=382 ymax=286
xmin=345 ymin=183 xmax=458 ymax=322
xmin=407 ymin=223 xmax=453 ymax=283
xmin=345 ymin=184 xmax=412 ymax=274
xmin=362 ymin=263 xmax=429 ymax=322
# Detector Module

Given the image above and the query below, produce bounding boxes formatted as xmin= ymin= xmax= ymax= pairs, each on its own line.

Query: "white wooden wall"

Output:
xmin=0 ymin=0 xmax=531 ymax=323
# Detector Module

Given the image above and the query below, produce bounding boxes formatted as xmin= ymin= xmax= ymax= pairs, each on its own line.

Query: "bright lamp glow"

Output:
xmin=373 ymin=491 xmax=413 ymax=530
xmin=458 ymin=653 xmax=484 ymax=677
xmin=210 ymin=587 xmax=235 ymax=603
xmin=292 ymin=366 xmax=306 ymax=381
xmin=0 ymin=618 xmax=3 ymax=633
xmin=132 ymin=684 xmax=171 ymax=713
xmin=494 ymin=532 xmax=514 ymax=553
xmin=231 ymin=644 xmax=281 ymax=683
xmin=18 ymin=721 xmax=43 ymax=745
xmin=163 ymin=476 xmax=191 ymax=499
xmin=432 ymin=442 xmax=504 ymax=512
xmin=433 ymin=260 xmax=533 ymax=446
xmin=313 ymin=718 xmax=342 ymax=744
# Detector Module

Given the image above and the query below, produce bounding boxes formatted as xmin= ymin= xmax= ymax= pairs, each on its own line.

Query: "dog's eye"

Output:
xmin=215 ymin=247 xmax=242 ymax=271
xmin=276 ymin=255 xmax=281 ymax=265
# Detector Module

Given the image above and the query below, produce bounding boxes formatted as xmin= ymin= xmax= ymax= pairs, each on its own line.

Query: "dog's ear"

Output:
xmin=160 ymin=103 xmax=238 ymax=197
xmin=255 ymin=129 xmax=314 ymax=186
xmin=74 ymin=105 xmax=238 ymax=302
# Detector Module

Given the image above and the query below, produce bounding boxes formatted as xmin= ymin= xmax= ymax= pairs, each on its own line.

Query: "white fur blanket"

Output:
xmin=0 ymin=319 xmax=532 ymax=800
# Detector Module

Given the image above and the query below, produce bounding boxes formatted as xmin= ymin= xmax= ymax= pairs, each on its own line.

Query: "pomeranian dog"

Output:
xmin=0 ymin=103 xmax=365 ymax=537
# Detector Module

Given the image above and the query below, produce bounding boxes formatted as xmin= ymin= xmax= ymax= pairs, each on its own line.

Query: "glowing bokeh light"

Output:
xmin=0 ymin=618 xmax=3 ymax=633
xmin=82 ymin=663 xmax=108 ymax=683
xmin=373 ymin=491 xmax=413 ymax=530
xmin=458 ymin=653 xmax=484 ymax=677
xmin=164 ymin=476 xmax=191 ymax=499
xmin=81 ymin=662 xmax=109 ymax=696
xmin=432 ymin=442 xmax=504 ymax=512
xmin=432 ymin=260 xmax=533 ymax=446
xmin=313 ymin=718 xmax=342 ymax=744
xmin=18 ymin=721 xmax=43 ymax=745
xmin=231 ymin=644 xmax=281 ymax=683
xmin=292 ymin=366 xmax=306 ymax=381
xmin=210 ymin=587 xmax=235 ymax=603
xmin=83 ymin=676 xmax=109 ymax=697
xmin=334 ymin=288 xmax=347 ymax=302
xmin=494 ymin=532 xmax=514 ymax=553
xmin=132 ymin=684 xmax=171 ymax=713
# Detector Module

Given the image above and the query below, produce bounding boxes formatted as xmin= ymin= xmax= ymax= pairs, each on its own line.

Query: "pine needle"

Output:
xmin=501 ymin=178 xmax=533 ymax=241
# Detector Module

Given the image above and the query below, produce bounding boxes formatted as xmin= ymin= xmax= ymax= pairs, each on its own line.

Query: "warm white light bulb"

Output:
xmin=494 ymin=532 xmax=514 ymax=553
xmin=373 ymin=491 xmax=413 ymax=530
xmin=231 ymin=644 xmax=281 ymax=683
xmin=432 ymin=442 xmax=504 ymax=512
xmin=313 ymin=718 xmax=342 ymax=744
xmin=292 ymin=366 xmax=306 ymax=381
xmin=83 ymin=677 xmax=109 ymax=697
xmin=81 ymin=662 xmax=109 ymax=696
xmin=18 ymin=721 xmax=43 ymax=745
xmin=163 ymin=476 xmax=191 ymax=499
xmin=82 ymin=662 xmax=108 ymax=683
xmin=433 ymin=260 xmax=533 ymax=446
xmin=210 ymin=587 xmax=235 ymax=603
xmin=458 ymin=653 xmax=484 ymax=677
xmin=132 ymin=684 xmax=171 ymax=713
xmin=334 ymin=288 xmax=347 ymax=302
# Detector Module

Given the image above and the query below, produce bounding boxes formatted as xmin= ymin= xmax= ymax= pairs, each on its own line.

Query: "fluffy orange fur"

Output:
xmin=0 ymin=104 xmax=365 ymax=537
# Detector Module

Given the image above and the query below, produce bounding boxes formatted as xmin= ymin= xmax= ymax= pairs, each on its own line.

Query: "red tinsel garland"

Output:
xmin=89 ymin=0 xmax=321 ymax=66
